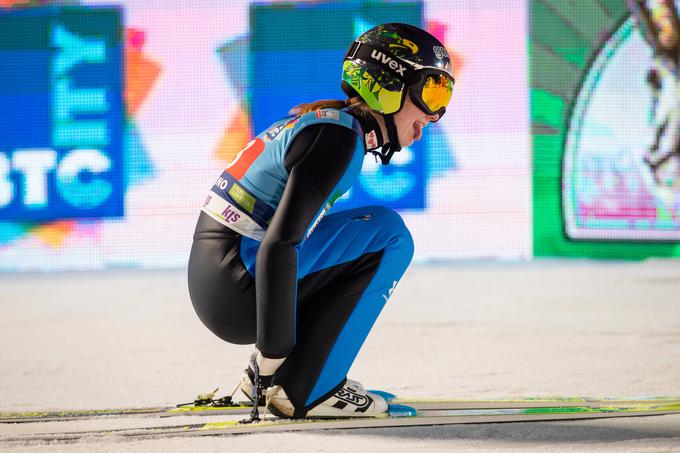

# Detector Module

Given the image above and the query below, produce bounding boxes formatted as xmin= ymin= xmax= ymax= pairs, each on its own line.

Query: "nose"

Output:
xmin=427 ymin=113 xmax=440 ymax=123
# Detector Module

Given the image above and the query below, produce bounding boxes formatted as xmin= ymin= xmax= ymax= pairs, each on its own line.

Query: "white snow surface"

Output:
xmin=1 ymin=259 xmax=679 ymax=452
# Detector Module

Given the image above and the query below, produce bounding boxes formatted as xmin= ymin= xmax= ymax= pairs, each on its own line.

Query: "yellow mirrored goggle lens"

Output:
xmin=421 ymin=75 xmax=454 ymax=112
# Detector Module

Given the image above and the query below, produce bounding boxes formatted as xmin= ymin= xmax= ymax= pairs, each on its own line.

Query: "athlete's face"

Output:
xmin=393 ymin=95 xmax=440 ymax=148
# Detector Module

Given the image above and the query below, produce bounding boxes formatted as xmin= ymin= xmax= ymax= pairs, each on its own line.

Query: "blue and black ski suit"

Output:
xmin=188 ymin=108 xmax=414 ymax=414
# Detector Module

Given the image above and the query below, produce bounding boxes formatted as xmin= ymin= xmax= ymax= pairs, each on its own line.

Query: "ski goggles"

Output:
xmin=407 ymin=72 xmax=454 ymax=120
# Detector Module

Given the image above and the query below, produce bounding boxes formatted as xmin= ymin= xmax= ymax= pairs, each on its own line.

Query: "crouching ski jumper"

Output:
xmin=187 ymin=23 xmax=454 ymax=419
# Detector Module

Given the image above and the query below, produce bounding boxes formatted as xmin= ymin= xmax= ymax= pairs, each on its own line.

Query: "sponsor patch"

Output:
xmin=201 ymin=191 xmax=266 ymax=240
xmin=315 ymin=109 xmax=340 ymax=120
xmin=365 ymin=130 xmax=378 ymax=149
xmin=382 ymin=280 xmax=398 ymax=302
xmin=264 ymin=117 xmax=299 ymax=142
xmin=335 ymin=387 xmax=371 ymax=411
xmin=433 ymin=45 xmax=448 ymax=60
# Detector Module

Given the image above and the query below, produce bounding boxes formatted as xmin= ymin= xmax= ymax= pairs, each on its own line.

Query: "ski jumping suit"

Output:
xmin=187 ymin=108 xmax=414 ymax=414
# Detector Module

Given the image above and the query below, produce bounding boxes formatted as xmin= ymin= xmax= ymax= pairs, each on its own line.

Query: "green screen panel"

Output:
xmin=531 ymin=0 xmax=680 ymax=258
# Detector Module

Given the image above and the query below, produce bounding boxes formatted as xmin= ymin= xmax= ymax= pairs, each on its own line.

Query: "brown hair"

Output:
xmin=289 ymin=97 xmax=375 ymax=123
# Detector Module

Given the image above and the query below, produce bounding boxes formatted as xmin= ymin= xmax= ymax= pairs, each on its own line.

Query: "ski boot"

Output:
xmin=266 ymin=378 xmax=388 ymax=419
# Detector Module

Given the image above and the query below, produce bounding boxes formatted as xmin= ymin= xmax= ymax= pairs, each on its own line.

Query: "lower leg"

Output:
xmin=271 ymin=206 xmax=415 ymax=413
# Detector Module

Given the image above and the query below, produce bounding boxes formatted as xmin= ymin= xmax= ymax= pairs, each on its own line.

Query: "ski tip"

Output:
xmin=369 ymin=390 xmax=398 ymax=402
xmin=387 ymin=404 xmax=417 ymax=417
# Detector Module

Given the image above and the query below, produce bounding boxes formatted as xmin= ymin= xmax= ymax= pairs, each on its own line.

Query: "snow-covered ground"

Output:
xmin=1 ymin=259 xmax=679 ymax=452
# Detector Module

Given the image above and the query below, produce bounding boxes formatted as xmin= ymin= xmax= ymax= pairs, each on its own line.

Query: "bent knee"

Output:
xmin=367 ymin=205 xmax=414 ymax=260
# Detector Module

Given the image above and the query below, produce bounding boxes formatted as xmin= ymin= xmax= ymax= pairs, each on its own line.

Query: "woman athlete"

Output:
xmin=188 ymin=23 xmax=454 ymax=419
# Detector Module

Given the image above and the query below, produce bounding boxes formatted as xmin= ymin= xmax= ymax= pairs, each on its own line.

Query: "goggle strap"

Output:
xmin=345 ymin=41 xmax=361 ymax=60
xmin=383 ymin=112 xmax=402 ymax=154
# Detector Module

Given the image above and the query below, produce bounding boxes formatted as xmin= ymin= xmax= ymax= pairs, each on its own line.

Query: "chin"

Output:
xmin=401 ymin=137 xmax=415 ymax=148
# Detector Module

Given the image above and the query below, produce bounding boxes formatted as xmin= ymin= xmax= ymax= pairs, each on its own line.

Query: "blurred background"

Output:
xmin=1 ymin=0 xmax=678 ymax=271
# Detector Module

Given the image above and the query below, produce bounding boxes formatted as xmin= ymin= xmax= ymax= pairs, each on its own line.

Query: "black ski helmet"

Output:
xmin=341 ymin=23 xmax=454 ymax=117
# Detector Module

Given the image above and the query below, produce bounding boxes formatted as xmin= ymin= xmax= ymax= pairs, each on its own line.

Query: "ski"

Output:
xmin=2 ymin=396 xmax=680 ymax=424
xmin=2 ymin=401 xmax=680 ymax=443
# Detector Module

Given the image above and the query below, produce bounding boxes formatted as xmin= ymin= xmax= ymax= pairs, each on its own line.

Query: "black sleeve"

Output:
xmin=255 ymin=123 xmax=358 ymax=358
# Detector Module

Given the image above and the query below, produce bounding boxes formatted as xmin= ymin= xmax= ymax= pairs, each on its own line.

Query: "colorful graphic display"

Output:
xmin=0 ymin=0 xmax=530 ymax=271
xmin=532 ymin=0 xmax=680 ymax=257
xmin=564 ymin=13 xmax=680 ymax=240
xmin=0 ymin=7 xmax=124 ymax=221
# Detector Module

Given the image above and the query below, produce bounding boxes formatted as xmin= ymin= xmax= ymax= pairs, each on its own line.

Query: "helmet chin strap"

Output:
xmin=370 ymin=113 xmax=402 ymax=165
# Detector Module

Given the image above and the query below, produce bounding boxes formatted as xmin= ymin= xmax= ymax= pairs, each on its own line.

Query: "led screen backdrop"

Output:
xmin=532 ymin=0 xmax=680 ymax=258
xmin=0 ymin=7 xmax=124 ymax=222
xmin=0 ymin=0 xmax=530 ymax=271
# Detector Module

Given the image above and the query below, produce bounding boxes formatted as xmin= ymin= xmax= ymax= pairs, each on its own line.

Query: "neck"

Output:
xmin=369 ymin=110 xmax=389 ymax=145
